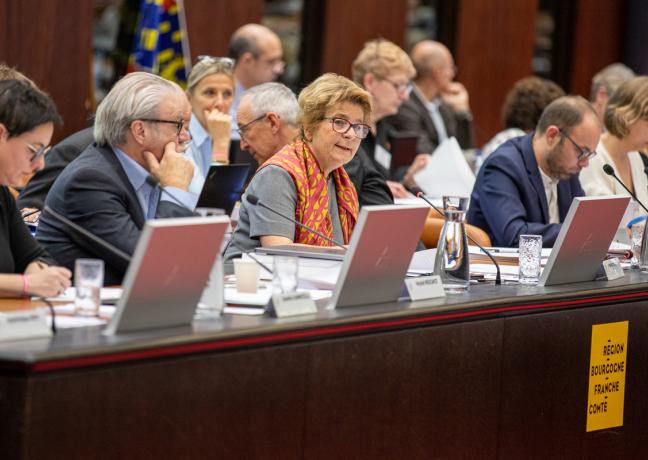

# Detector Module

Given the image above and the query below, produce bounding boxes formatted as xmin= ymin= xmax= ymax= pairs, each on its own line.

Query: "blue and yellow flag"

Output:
xmin=129 ymin=0 xmax=190 ymax=87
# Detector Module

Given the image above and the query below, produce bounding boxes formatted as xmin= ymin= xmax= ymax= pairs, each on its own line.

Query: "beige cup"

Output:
xmin=233 ymin=258 xmax=260 ymax=293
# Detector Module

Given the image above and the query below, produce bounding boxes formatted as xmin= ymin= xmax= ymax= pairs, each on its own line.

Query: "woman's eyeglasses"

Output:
xmin=325 ymin=117 xmax=370 ymax=139
xmin=25 ymin=143 xmax=51 ymax=162
xmin=196 ymin=55 xmax=235 ymax=70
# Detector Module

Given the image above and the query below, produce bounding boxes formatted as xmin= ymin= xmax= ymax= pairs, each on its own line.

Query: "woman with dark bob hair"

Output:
xmin=0 ymin=79 xmax=71 ymax=297
xmin=226 ymin=73 xmax=372 ymax=259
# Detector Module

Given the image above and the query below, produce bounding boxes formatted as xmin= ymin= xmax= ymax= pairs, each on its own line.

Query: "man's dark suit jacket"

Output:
xmin=36 ymin=144 xmax=194 ymax=285
xmin=344 ymin=147 xmax=393 ymax=206
xmin=383 ymin=89 xmax=475 ymax=154
xmin=467 ymin=134 xmax=584 ymax=247
xmin=18 ymin=127 xmax=94 ymax=209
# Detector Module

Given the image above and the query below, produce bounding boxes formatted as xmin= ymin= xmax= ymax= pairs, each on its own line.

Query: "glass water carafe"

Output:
xmin=434 ymin=196 xmax=470 ymax=293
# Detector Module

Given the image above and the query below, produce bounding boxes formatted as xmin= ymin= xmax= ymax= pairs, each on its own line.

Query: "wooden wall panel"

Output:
xmin=320 ymin=0 xmax=408 ymax=78
xmin=0 ymin=0 xmax=93 ymax=142
xmin=570 ymin=0 xmax=624 ymax=98
xmin=183 ymin=0 xmax=265 ymax=61
xmin=455 ymin=0 xmax=539 ymax=146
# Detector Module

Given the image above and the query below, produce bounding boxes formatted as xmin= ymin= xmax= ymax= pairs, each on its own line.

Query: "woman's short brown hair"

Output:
xmin=298 ymin=73 xmax=372 ymax=138
xmin=502 ymin=76 xmax=565 ymax=131
xmin=604 ymin=76 xmax=648 ymax=138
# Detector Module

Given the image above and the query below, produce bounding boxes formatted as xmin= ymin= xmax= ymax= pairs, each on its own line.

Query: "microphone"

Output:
xmin=604 ymin=164 xmax=648 ymax=214
xmin=415 ymin=192 xmax=501 ymax=285
xmin=245 ymin=194 xmax=347 ymax=252
xmin=145 ymin=175 xmax=195 ymax=211
xmin=43 ymin=206 xmax=132 ymax=262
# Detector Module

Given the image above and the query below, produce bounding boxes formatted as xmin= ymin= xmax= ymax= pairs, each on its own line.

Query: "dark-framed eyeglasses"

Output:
xmin=196 ymin=55 xmax=235 ymax=70
xmin=25 ymin=143 xmax=51 ymax=162
xmin=139 ymin=118 xmax=186 ymax=136
xmin=381 ymin=77 xmax=410 ymax=94
xmin=237 ymin=114 xmax=267 ymax=138
xmin=324 ymin=117 xmax=370 ymax=139
xmin=560 ymin=128 xmax=597 ymax=161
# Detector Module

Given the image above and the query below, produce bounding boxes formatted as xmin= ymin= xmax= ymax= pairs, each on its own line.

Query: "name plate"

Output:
xmin=270 ymin=291 xmax=317 ymax=318
xmin=0 ymin=309 xmax=52 ymax=342
xmin=603 ymin=258 xmax=624 ymax=281
xmin=405 ymin=275 xmax=446 ymax=301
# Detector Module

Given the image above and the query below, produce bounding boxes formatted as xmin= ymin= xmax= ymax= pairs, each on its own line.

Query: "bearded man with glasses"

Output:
xmin=37 ymin=72 xmax=196 ymax=285
xmin=467 ymin=96 xmax=601 ymax=248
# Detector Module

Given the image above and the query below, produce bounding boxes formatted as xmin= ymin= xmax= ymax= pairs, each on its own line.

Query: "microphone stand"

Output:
xmin=604 ymin=164 xmax=648 ymax=269
xmin=245 ymin=194 xmax=347 ymax=252
xmin=416 ymin=192 xmax=501 ymax=285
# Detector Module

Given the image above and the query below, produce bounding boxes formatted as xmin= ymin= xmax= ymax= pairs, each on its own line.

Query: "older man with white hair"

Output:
xmin=37 ymin=72 xmax=196 ymax=284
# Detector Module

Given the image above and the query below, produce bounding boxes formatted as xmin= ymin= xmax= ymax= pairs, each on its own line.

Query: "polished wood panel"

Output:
xmin=4 ymin=293 xmax=648 ymax=458
xmin=0 ymin=0 xmax=93 ymax=142
xmin=319 ymin=0 xmax=408 ymax=77
xmin=569 ymin=0 xmax=624 ymax=98
xmin=184 ymin=0 xmax=265 ymax=60
xmin=454 ymin=0 xmax=539 ymax=146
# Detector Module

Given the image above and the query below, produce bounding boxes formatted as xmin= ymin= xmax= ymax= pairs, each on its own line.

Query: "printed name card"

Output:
xmin=602 ymin=258 xmax=625 ymax=281
xmin=0 ymin=309 xmax=52 ymax=342
xmin=270 ymin=291 xmax=317 ymax=318
xmin=405 ymin=275 xmax=446 ymax=301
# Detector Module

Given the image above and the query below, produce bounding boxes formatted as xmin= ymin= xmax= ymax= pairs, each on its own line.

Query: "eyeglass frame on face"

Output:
xmin=138 ymin=118 xmax=187 ymax=137
xmin=237 ymin=114 xmax=267 ymax=139
xmin=380 ymin=76 xmax=410 ymax=94
xmin=559 ymin=128 xmax=597 ymax=161
xmin=25 ymin=142 xmax=51 ymax=163
xmin=323 ymin=117 xmax=370 ymax=139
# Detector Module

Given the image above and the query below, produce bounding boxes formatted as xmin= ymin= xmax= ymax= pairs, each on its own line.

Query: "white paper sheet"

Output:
xmin=412 ymin=137 xmax=475 ymax=198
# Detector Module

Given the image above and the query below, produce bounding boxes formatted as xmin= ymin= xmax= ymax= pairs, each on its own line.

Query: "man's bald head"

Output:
xmin=411 ymin=40 xmax=452 ymax=78
xmin=229 ymin=23 xmax=284 ymax=88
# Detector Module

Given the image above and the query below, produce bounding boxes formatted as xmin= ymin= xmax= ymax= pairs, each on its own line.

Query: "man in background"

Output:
xmin=590 ymin=63 xmax=635 ymax=123
xmin=384 ymin=40 xmax=474 ymax=155
xmin=228 ymin=23 xmax=284 ymax=163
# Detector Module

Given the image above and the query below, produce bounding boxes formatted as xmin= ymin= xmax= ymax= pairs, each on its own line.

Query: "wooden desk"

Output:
xmin=2 ymin=272 xmax=648 ymax=459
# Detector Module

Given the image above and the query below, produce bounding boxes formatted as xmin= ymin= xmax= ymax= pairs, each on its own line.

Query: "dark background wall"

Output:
xmin=0 ymin=0 xmax=630 ymax=147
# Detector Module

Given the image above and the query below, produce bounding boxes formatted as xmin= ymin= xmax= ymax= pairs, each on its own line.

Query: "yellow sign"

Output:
xmin=586 ymin=321 xmax=629 ymax=432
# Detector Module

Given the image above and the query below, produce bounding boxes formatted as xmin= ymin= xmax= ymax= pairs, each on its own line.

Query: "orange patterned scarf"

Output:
xmin=258 ymin=140 xmax=358 ymax=245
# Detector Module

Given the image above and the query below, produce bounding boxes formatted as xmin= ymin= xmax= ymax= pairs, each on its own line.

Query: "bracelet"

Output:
xmin=21 ymin=274 xmax=29 ymax=298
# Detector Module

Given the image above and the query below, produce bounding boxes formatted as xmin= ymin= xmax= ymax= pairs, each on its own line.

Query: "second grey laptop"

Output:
xmin=539 ymin=195 xmax=630 ymax=286
xmin=104 ymin=216 xmax=230 ymax=335
xmin=331 ymin=204 xmax=429 ymax=308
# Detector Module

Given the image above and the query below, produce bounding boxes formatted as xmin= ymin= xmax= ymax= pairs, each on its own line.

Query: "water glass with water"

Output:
xmin=518 ymin=234 xmax=542 ymax=285
xmin=272 ymin=256 xmax=299 ymax=294
xmin=74 ymin=259 xmax=104 ymax=316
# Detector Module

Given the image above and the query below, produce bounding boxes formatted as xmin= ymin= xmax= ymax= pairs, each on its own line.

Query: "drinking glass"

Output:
xmin=74 ymin=259 xmax=104 ymax=316
xmin=518 ymin=234 xmax=542 ymax=285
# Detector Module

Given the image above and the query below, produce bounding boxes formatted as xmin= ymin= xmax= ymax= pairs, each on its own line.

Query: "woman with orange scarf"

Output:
xmin=226 ymin=73 xmax=372 ymax=259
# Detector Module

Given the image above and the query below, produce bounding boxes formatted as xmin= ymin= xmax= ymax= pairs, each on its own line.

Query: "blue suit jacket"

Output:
xmin=467 ymin=134 xmax=584 ymax=247
xmin=37 ymin=144 xmax=194 ymax=285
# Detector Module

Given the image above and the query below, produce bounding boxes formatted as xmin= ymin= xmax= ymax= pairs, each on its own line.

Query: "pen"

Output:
xmin=483 ymin=247 xmax=518 ymax=254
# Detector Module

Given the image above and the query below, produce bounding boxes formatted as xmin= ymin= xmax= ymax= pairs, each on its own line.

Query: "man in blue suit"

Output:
xmin=467 ymin=96 xmax=601 ymax=247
